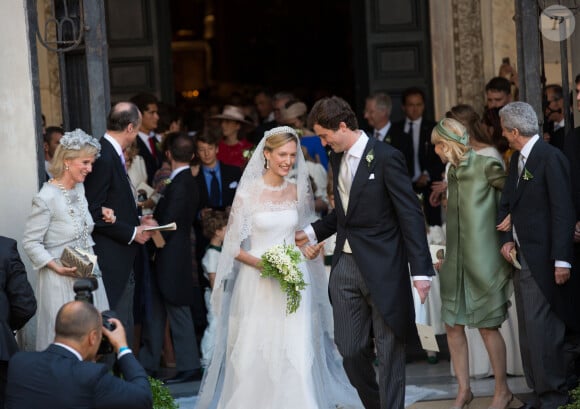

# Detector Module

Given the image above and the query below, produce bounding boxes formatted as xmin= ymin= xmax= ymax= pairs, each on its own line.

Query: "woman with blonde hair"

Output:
xmin=196 ymin=126 xmax=363 ymax=409
xmin=432 ymin=118 xmax=514 ymax=409
xmin=23 ymin=129 xmax=113 ymax=350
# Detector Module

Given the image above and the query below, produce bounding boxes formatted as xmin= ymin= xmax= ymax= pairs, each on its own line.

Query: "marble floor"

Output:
xmin=163 ymin=357 xmax=533 ymax=407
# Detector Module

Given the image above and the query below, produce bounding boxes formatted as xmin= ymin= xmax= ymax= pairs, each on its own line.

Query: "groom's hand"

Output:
xmin=413 ymin=280 xmax=431 ymax=304
xmin=295 ymin=230 xmax=309 ymax=247
xmin=301 ymin=242 xmax=325 ymax=260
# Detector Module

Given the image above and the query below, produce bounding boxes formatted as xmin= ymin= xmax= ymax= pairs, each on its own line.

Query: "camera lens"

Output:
xmin=73 ymin=278 xmax=98 ymax=304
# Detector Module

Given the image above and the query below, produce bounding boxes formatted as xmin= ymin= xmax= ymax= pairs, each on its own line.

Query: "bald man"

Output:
xmin=5 ymin=301 xmax=152 ymax=409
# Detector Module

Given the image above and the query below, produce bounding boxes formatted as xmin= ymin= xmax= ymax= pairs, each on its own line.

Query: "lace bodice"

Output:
xmin=247 ymin=205 xmax=298 ymax=256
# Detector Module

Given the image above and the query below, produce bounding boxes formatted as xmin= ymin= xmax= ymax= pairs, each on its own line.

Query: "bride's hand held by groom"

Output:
xmin=295 ymin=230 xmax=308 ymax=247
xmin=295 ymin=230 xmax=324 ymax=260
xmin=300 ymin=242 xmax=325 ymax=260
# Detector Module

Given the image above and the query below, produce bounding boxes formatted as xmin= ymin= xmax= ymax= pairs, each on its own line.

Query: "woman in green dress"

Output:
xmin=432 ymin=118 xmax=513 ymax=409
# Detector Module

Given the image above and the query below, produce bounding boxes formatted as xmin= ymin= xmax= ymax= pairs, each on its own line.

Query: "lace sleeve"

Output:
xmin=198 ymin=126 xmax=321 ymax=408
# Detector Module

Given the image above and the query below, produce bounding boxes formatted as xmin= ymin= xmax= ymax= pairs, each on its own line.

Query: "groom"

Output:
xmin=296 ymin=96 xmax=434 ymax=409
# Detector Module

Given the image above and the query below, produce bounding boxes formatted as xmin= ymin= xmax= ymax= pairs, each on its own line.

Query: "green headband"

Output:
xmin=436 ymin=119 xmax=469 ymax=146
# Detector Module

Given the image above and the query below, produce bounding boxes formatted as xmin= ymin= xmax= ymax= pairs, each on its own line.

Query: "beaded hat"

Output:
xmin=59 ymin=128 xmax=101 ymax=155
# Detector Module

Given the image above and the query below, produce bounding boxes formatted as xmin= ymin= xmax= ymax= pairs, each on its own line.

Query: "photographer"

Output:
xmin=5 ymin=301 xmax=152 ymax=409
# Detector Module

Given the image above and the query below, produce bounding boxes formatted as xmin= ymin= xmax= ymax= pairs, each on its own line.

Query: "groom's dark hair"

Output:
xmin=308 ymin=96 xmax=358 ymax=131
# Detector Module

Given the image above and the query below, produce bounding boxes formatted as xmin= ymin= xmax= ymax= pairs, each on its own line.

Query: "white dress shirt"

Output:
xmin=374 ymin=122 xmax=391 ymax=142
xmin=405 ymin=117 xmax=425 ymax=181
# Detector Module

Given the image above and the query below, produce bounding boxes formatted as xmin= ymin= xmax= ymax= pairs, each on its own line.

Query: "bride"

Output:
xmin=196 ymin=126 xmax=363 ymax=409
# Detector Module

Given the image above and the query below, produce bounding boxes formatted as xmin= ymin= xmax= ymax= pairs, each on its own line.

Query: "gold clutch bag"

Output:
xmin=61 ymin=247 xmax=94 ymax=278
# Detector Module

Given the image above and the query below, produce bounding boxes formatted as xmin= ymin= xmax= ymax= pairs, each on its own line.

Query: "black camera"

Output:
xmin=73 ymin=278 xmax=117 ymax=355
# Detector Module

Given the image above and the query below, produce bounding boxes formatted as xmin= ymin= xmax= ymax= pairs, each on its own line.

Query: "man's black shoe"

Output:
xmin=163 ymin=369 xmax=202 ymax=384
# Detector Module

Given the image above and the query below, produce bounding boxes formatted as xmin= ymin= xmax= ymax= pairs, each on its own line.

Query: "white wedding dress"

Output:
xmin=197 ymin=187 xmax=363 ymax=409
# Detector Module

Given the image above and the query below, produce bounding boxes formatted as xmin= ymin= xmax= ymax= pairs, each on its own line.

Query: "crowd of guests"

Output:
xmin=1 ymin=69 xmax=579 ymax=408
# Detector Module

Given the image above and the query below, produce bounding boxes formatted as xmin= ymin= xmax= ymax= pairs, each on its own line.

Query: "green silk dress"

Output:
xmin=440 ymin=150 xmax=512 ymax=328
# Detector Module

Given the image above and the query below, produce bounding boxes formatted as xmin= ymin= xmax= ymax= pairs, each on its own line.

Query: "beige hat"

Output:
xmin=280 ymin=102 xmax=308 ymax=121
xmin=211 ymin=105 xmax=253 ymax=125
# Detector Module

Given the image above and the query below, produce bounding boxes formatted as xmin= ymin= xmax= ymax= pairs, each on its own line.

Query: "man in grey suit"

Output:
xmin=297 ymin=96 xmax=434 ymax=409
xmin=498 ymin=102 xmax=578 ymax=409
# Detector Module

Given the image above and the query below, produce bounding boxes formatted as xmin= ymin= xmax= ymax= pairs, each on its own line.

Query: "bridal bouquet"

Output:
xmin=260 ymin=244 xmax=307 ymax=314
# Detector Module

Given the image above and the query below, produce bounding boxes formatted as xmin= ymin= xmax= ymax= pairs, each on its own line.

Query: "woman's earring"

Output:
xmin=65 ymin=165 xmax=69 ymax=171
xmin=264 ymin=158 xmax=269 ymax=169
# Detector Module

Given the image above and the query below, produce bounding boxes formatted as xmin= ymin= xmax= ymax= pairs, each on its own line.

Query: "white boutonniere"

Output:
xmin=163 ymin=178 xmax=172 ymax=186
xmin=523 ymin=168 xmax=533 ymax=181
xmin=365 ymin=149 xmax=375 ymax=168
xmin=228 ymin=181 xmax=238 ymax=189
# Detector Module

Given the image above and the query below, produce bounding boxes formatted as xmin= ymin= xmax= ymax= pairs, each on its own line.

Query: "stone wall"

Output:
xmin=430 ymin=0 xmax=518 ymax=118
xmin=0 ymin=0 xmax=42 ymax=350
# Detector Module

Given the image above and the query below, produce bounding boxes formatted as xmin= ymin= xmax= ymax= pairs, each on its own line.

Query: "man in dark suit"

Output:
xmin=191 ymin=132 xmax=241 ymax=341
xmin=130 ymin=93 xmax=162 ymax=185
xmin=498 ymin=102 xmax=578 ymax=409
xmin=195 ymin=133 xmax=241 ymax=212
xmin=0 ymin=237 xmax=36 ymax=409
xmin=363 ymin=92 xmax=395 ymax=143
xmin=139 ymin=133 xmax=202 ymax=383
xmin=561 ymin=77 xmax=580 ymax=389
xmin=5 ymin=301 xmax=151 ymax=409
xmin=389 ymin=87 xmax=444 ymax=226
xmin=84 ymin=102 xmax=156 ymax=345
xmin=543 ymin=84 xmax=566 ymax=151
xmin=297 ymin=96 xmax=434 ymax=409
xmin=194 ymin=132 xmax=241 ymax=271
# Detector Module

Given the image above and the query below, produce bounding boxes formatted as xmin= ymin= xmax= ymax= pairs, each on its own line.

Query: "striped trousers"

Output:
xmin=329 ymin=253 xmax=406 ymax=409
xmin=514 ymin=249 xmax=569 ymax=409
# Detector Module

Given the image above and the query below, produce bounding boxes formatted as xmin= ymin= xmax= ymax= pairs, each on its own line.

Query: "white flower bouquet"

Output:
xmin=260 ymin=244 xmax=307 ymax=314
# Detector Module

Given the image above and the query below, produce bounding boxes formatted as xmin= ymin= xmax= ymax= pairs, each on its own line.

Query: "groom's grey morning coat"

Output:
xmin=312 ymin=136 xmax=434 ymax=340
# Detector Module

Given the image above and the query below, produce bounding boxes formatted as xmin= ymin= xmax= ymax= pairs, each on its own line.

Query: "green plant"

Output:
xmin=149 ymin=377 xmax=179 ymax=409
xmin=560 ymin=385 xmax=580 ymax=409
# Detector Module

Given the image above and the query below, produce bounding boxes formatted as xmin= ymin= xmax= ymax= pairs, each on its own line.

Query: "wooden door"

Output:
xmin=351 ymin=0 xmax=434 ymax=122
xmin=105 ymin=0 xmax=173 ymax=103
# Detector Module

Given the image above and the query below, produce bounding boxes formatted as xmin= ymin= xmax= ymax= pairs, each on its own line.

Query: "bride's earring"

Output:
xmin=264 ymin=158 xmax=269 ymax=169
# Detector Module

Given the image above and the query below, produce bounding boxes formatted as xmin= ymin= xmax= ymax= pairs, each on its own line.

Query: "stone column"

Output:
xmin=451 ymin=0 xmax=486 ymax=112
xmin=0 ymin=0 xmax=43 ymax=350
xmin=430 ymin=0 xmax=487 ymax=117
xmin=429 ymin=0 xmax=456 ymax=119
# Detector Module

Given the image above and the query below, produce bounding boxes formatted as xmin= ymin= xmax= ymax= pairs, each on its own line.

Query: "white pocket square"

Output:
xmin=229 ymin=181 xmax=239 ymax=189
xmin=369 ymin=173 xmax=375 ymax=180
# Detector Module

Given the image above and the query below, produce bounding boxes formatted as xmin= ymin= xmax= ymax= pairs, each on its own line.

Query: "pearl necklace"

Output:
xmin=53 ymin=180 xmax=90 ymax=249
